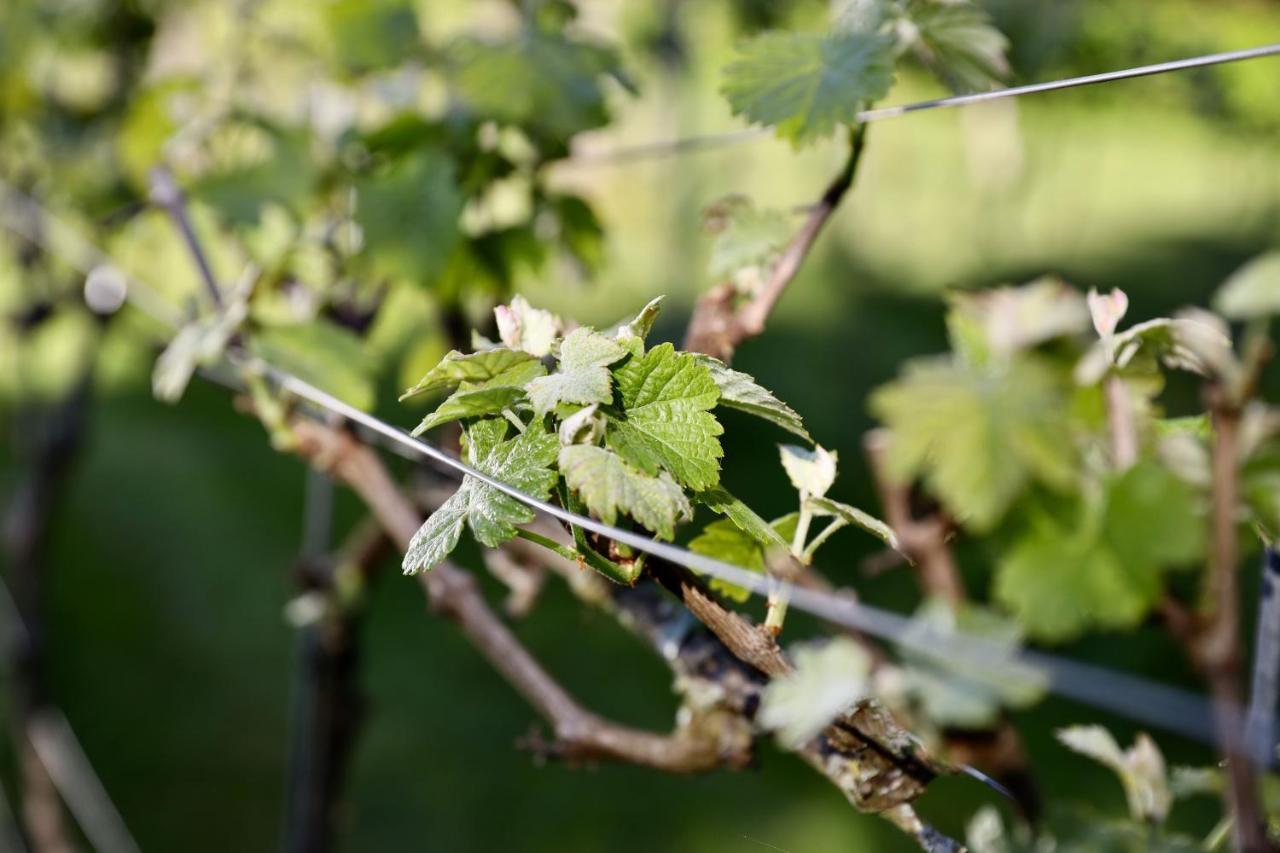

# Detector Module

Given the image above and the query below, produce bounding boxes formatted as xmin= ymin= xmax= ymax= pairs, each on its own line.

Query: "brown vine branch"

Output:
xmin=864 ymin=430 xmax=966 ymax=607
xmin=684 ymin=125 xmax=868 ymax=362
xmin=1200 ymin=395 xmax=1269 ymax=852
xmin=289 ymin=419 xmax=744 ymax=773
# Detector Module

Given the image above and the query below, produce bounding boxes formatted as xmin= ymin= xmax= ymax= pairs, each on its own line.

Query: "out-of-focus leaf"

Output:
xmin=995 ymin=462 xmax=1203 ymax=641
xmin=871 ymin=356 xmax=1075 ymax=532
xmin=116 ymin=79 xmax=197 ymax=189
xmin=900 ymin=0 xmax=1009 ymax=94
xmin=695 ymin=354 xmax=810 ymax=440
xmin=559 ymin=444 xmax=691 ymax=540
xmin=323 ymin=0 xmax=420 ymax=76
xmin=606 ymin=343 xmax=724 ymax=491
xmin=355 ymin=148 xmax=462 ymax=289
xmin=1214 ymin=251 xmax=1280 ymax=319
xmin=899 ymin=598 xmax=1046 ymax=728
xmin=1078 ymin=314 xmax=1237 ymax=384
xmin=721 ymin=31 xmax=895 ymax=145
xmin=946 ymin=278 xmax=1089 ymax=363
xmin=707 ymin=199 xmax=791 ymax=281
xmin=249 ymin=319 xmax=375 ymax=411
xmin=403 ymin=419 xmax=558 ymax=573
xmin=1057 ymin=726 xmax=1172 ymax=823
xmin=760 ymin=639 xmax=872 ymax=747
xmin=191 ymin=122 xmax=312 ymax=225
xmin=447 ymin=31 xmax=624 ymax=139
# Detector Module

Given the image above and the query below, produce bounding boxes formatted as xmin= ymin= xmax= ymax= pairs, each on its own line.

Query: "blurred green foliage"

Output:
xmin=1 ymin=0 xmax=1279 ymax=850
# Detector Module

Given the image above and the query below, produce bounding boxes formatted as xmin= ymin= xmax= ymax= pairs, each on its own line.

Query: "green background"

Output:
xmin=4 ymin=0 xmax=1280 ymax=849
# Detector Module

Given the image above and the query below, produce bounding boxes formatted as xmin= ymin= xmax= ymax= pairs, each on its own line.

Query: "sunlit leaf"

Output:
xmin=606 ymin=343 xmax=724 ymax=490
xmin=403 ymin=419 xmax=558 ymax=574
xmin=695 ymin=354 xmax=810 ymax=440
xmin=1214 ymin=251 xmax=1280 ymax=320
xmin=721 ymin=30 xmax=895 ymax=144
xmin=559 ymin=444 xmax=691 ymax=540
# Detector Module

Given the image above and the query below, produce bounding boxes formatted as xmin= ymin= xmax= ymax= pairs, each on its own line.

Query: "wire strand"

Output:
xmin=567 ymin=42 xmax=1280 ymax=166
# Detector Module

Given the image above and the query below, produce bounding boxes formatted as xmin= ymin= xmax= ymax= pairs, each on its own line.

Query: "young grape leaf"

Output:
xmin=760 ymin=638 xmax=872 ymax=747
xmin=526 ymin=327 xmax=628 ymax=416
xmin=558 ymin=444 xmax=691 ymax=540
xmin=995 ymin=462 xmax=1203 ymax=641
xmin=831 ymin=0 xmax=893 ymax=35
xmin=900 ymin=0 xmax=1009 ymax=94
xmin=403 ymin=419 xmax=558 ymax=574
xmin=495 ymin=295 xmax=563 ymax=357
xmin=355 ymin=148 xmax=462 ymax=288
xmin=721 ymin=30 xmax=896 ymax=145
xmin=406 ymin=348 xmax=547 ymax=435
xmin=606 ymin=343 xmax=724 ymax=490
xmin=1057 ymin=726 xmax=1172 ymax=823
xmin=1214 ymin=252 xmax=1280 ymax=320
xmin=401 ymin=348 xmax=544 ymax=399
xmin=871 ymin=356 xmax=1075 ymax=532
xmin=412 ymin=387 xmax=527 ymax=435
xmin=780 ymin=444 xmax=838 ymax=497
xmin=323 ymin=0 xmax=420 ymax=76
xmin=694 ymin=354 xmax=810 ymax=440
xmin=806 ymin=496 xmax=899 ymax=551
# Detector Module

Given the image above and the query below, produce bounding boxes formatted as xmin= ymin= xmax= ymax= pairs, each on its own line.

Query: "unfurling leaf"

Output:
xmin=558 ymin=444 xmax=691 ymax=540
xmin=1087 ymin=287 xmax=1130 ymax=341
xmin=608 ymin=296 xmax=664 ymax=344
xmin=1057 ymin=726 xmax=1172 ymax=823
xmin=1214 ymin=251 xmax=1280 ymax=320
xmin=780 ymin=443 xmax=838 ymax=498
xmin=721 ymin=30 xmax=895 ymax=145
xmin=695 ymin=355 xmax=810 ymax=440
xmin=606 ymin=343 xmax=724 ymax=490
xmin=526 ymin=327 xmax=628 ymax=416
xmin=403 ymin=419 xmax=558 ymax=574
xmin=401 ymin=348 xmax=543 ymax=400
xmin=406 ymin=347 xmax=547 ymax=434
xmin=495 ymin=294 xmax=563 ymax=357
xmin=761 ymin=638 xmax=872 ymax=747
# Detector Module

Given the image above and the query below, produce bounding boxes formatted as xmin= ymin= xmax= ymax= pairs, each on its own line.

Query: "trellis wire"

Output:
xmin=4 ymin=38 xmax=1280 ymax=756
xmin=567 ymin=42 xmax=1280 ymax=166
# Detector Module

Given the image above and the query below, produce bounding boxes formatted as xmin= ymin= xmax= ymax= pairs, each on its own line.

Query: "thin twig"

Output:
xmin=148 ymin=167 xmax=222 ymax=308
xmin=684 ymin=125 xmax=868 ymax=362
